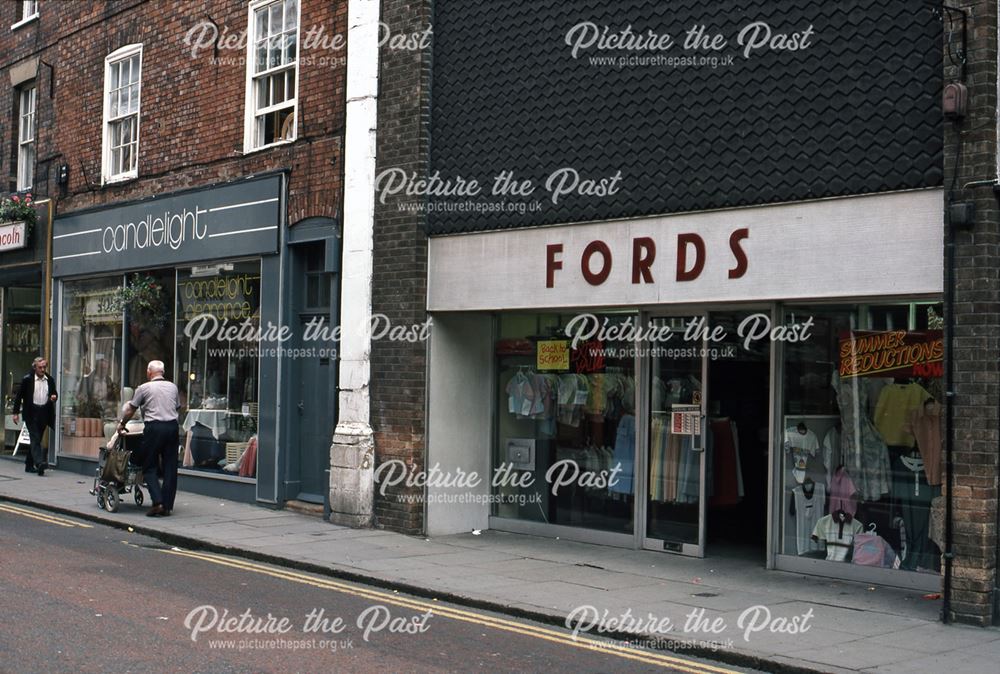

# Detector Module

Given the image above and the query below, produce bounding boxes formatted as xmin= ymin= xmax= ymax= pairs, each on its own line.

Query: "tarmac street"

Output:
xmin=1 ymin=458 xmax=999 ymax=673
xmin=0 ymin=503 xmax=756 ymax=674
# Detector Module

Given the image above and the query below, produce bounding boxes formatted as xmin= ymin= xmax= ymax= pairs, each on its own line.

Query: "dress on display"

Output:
xmin=831 ymin=373 xmax=890 ymax=501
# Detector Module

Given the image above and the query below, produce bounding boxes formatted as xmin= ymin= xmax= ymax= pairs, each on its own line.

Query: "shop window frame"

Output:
xmin=771 ymin=297 xmax=946 ymax=591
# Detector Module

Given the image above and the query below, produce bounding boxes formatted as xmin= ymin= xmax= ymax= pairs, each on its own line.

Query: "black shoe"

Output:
xmin=24 ymin=465 xmax=34 ymax=473
xmin=146 ymin=504 xmax=166 ymax=517
xmin=36 ymin=466 xmax=44 ymax=476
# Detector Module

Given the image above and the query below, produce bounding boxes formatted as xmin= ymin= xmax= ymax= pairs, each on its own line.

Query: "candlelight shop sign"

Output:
xmin=0 ymin=221 xmax=27 ymax=252
xmin=51 ymin=175 xmax=282 ymax=277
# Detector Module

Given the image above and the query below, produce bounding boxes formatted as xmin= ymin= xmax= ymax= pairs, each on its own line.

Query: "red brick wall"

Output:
xmin=0 ymin=0 xmax=345 ymax=222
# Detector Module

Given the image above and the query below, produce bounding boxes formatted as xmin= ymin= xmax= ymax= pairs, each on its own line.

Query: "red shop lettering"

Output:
xmin=545 ymin=228 xmax=750 ymax=288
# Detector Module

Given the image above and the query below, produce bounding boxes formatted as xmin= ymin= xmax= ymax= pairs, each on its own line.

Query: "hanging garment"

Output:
xmin=812 ymin=512 xmax=864 ymax=562
xmin=829 ymin=467 xmax=858 ymax=517
xmin=675 ymin=433 xmax=700 ymax=504
xmin=832 ymin=373 xmax=890 ymax=500
xmin=874 ymin=383 xmax=932 ymax=447
xmin=791 ymin=481 xmax=827 ymax=555
xmin=891 ymin=452 xmax=940 ymax=571
xmin=906 ymin=400 xmax=941 ymax=486
xmin=710 ymin=418 xmax=740 ymax=506
xmin=783 ymin=425 xmax=819 ymax=484
xmin=610 ymin=414 xmax=635 ymax=495
xmin=821 ymin=426 xmax=841 ymax=488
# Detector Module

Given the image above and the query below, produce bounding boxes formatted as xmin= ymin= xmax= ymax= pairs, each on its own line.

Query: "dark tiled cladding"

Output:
xmin=426 ymin=0 xmax=943 ymax=234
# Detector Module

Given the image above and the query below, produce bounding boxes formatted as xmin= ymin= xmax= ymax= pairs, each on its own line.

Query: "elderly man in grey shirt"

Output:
xmin=118 ymin=360 xmax=180 ymax=517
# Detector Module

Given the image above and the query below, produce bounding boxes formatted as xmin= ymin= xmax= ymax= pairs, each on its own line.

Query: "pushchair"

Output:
xmin=90 ymin=431 xmax=145 ymax=512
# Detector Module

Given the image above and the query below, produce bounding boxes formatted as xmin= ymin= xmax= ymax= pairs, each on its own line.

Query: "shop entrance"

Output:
xmin=641 ymin=310 xmax=771 ymax=560
xmin=288 ymin=242 xmax=337 ymax=503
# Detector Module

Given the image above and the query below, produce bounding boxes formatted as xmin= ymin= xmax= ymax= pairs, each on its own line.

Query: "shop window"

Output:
xmin=59 ymin=277 xmax=124 ymax=459
xmin=493 ymin=313 xmax=637 ymax=534
xmin=176 ymin=261 xmax=261 ymax=478
xmin=244 ymin=0 xmax=299 ymax=151
xmin=1 ymin=287 xmax=42 ymax=456
xmin=780 ymin=302 xmax=944 ymax=574
xmin=102 ymin=44 xmax=142 ymax=183
xmin=15 ymin=83 xmax=35 ymax=191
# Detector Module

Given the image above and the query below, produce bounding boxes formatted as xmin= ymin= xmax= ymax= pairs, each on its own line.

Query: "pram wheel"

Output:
xmin=134 ymin=489 xmax=144 ymax=506
xmin=97 ymin=488 xmax=106 ymax=510
xmin=105 ymin=488 xmax=120 ymax=513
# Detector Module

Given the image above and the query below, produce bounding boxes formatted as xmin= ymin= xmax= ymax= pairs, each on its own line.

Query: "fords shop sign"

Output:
xmin=52 ymin=175 xmax=282 ymax=276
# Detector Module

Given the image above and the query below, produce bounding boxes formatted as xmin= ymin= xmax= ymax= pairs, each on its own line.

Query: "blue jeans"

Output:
xmin=141 ymin=420 xmax=180 ymax=510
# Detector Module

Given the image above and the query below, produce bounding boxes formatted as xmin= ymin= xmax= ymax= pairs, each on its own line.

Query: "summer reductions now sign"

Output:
xmin=51 ymin=175 xmax=282 ymax=276
xmin=839 ymin=330 xmax=944 ymax=379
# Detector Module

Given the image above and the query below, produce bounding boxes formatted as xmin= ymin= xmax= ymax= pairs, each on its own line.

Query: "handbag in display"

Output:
xmin=852 ymin=524 xmax=901 ymax=569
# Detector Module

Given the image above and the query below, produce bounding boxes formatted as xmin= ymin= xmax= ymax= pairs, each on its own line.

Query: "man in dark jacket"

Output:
xmin=12 ymin=357 xmax=58 ymax=476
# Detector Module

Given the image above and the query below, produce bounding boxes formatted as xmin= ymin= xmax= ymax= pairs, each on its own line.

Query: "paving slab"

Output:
xmin=2 ymin=457 xmax=999 ymax=674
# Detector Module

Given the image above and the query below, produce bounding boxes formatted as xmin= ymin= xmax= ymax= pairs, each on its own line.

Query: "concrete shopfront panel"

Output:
xmin=428 ymin=190 xmax=944 ymax=311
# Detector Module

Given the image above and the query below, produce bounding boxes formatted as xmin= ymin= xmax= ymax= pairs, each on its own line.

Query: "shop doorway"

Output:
xmin=288 ymin=242 xmax=337 ymax=503
xmin=641 ymin=310 xmax=772 ymax=560
xmin=704 ymin=312 xmax=771 ymax=560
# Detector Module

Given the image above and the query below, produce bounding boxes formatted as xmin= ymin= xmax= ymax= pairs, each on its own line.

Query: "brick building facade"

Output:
xmin=1 ymin=0 xmax=346 ymax=509
xmin=368 ymin=0 xmax=432 ymax=533
xmin=943 ymin=0 xmax=1000 ymax=626
xmin=365 ymin=0 xmax=1000 ymax=626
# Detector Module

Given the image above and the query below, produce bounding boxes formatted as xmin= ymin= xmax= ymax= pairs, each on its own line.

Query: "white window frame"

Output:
xmin=243 ymin=0 xmax=301 ymax=153
xmin=101 ymin=43 xmax=143 ymax=184
xmin=11 ymin=1 xmax=39 ymax=29
xmin=16 ymin=84 xmax=36 ymax=191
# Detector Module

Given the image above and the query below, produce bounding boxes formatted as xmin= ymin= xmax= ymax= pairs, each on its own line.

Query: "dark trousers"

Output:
xmin=141 ymin=420 xmax=180 ymax=511
xmin=25 ymin=405 xmax=49 ymax=470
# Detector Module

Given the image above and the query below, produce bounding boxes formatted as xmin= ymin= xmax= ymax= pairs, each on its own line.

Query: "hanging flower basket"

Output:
xmin=110 ymin=273 xmax=169 ymax=328
xmin=0 ymin=193 xmax=37 ymax=241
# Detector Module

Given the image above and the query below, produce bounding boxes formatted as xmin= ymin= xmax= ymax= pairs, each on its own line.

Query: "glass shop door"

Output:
xmin=640 ymin=314 xmax=708 ymax=556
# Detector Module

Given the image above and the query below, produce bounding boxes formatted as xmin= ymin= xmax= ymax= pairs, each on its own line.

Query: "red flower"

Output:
xmin=11 ymin=196 xmax=19 ymax=202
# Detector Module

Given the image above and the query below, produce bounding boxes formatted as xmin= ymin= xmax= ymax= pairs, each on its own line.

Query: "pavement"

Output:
xmin=2 ymin=458 xmax=998 ymax=674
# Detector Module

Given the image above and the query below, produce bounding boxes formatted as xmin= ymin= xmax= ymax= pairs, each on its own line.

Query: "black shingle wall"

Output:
xmin=427 ymin=0 xmax=943 ymax=234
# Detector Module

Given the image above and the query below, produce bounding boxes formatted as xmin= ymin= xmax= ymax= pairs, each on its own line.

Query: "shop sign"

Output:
xmin=537 ymin=340 xmax=569 ymax=371
xmin=427 ymin=190 xmax=943 ymax=311
xmin=51 ymin=175 xmax=283 ymax=277
xmin=571 ymin=339 xmax=606 ymax=373
xmin=838 ymin=330 xmax=944 ymax=379
xmin=0 ymin=221 xmax=27 ymax=252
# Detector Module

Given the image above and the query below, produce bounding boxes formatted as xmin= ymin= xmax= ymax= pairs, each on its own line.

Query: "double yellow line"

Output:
xmin=0 ymin=503 xmax=93 ymax=528
xmin=163 ymin=548 xmax=739 ymax=673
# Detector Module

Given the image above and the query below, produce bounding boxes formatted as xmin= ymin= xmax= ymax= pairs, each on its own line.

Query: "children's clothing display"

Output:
xmin=812 ymin=511 xmax=864 ymax=562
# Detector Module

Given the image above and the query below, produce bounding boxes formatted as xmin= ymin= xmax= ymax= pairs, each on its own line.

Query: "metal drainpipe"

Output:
xmin=943 ymin=218 xmax=955 ymax=624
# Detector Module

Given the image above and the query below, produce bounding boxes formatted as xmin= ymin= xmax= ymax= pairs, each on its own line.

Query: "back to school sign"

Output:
xmin=839 ymin=331 xmax=943 ymax=379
